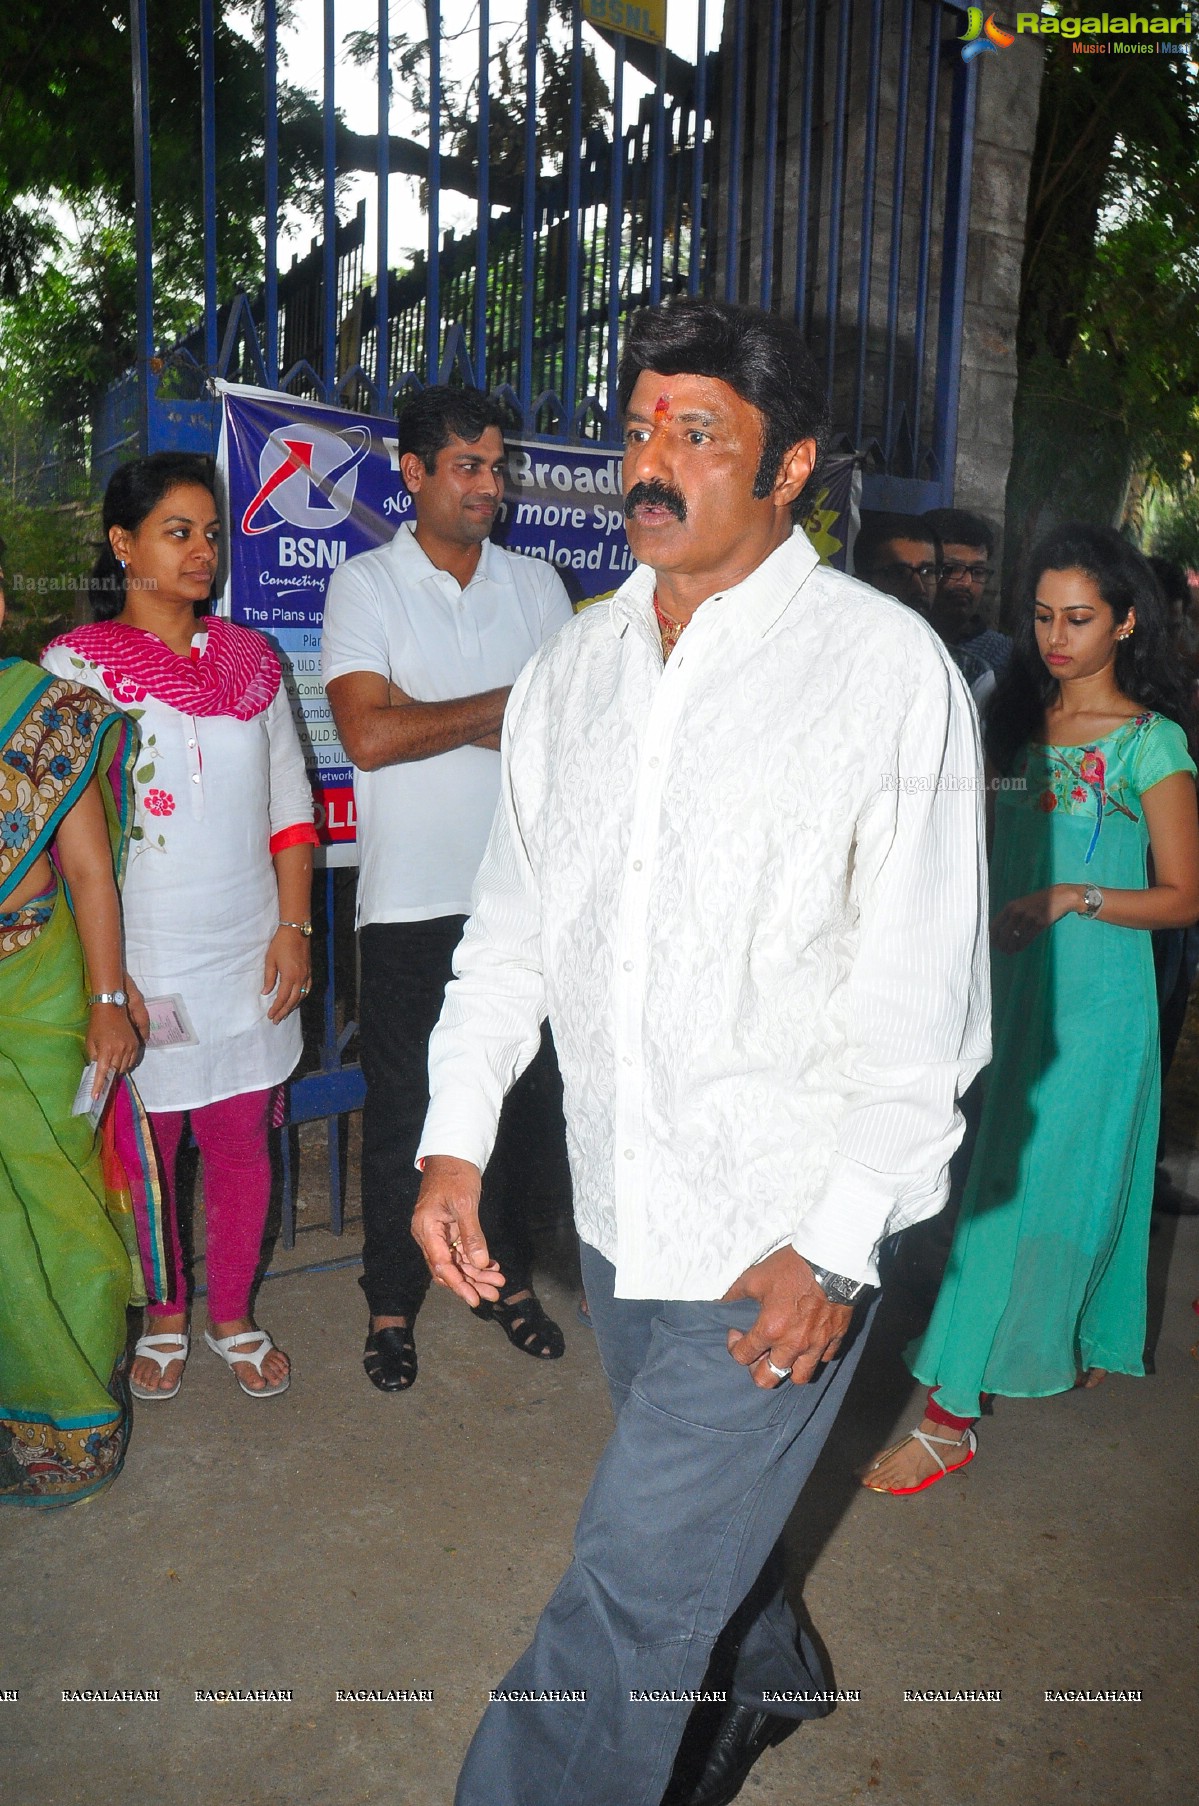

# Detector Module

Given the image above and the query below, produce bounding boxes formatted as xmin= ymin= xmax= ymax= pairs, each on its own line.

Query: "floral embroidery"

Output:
xmin=39 ymin=704 xmax=65 ymax=731
xmin=103 ymin=670 xmax=148 ymax=706
xmin=0 ymin=807 xmax=32 ymax=848
xmin=3 ymin=748 xmax=30 ymax=774
xmin=48 ymin=754 xmax=72 ymax=780
xmin=1026 ymin=716 xmax=1149 ymax=863
xmin=142 ymin=788 xmax=176 ymax=818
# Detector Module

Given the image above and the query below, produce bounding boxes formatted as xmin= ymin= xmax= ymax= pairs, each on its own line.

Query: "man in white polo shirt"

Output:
xmin=322 ymin=386 xmax=574 ymax=1393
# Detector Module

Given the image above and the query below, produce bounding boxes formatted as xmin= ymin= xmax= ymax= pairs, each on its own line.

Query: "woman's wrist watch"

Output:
xmin=1081 ymin=885 xmax=1104 ymax=918
xmin=88 ymin=990 xmax=129 ymax=1007
xmin=278 ymin=919 xmax=313 ymax=937
xmin=806 ymin=1262 xmax=874 ymax=1305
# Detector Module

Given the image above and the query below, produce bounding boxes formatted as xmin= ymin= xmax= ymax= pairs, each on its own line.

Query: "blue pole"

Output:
xmin=129 ymin=0 xmax=153 ymax=453
xmin=564 ymin=4 xmax=584 ymax=421
xmin=474 ymin=0 xmax=490 ymax=392
xmin=688 ymin=0 xmax=706 ymax=297
xmin=518 ymin=0 xmax=537 ymax=422
xmin=605 ymin=40 xmax=625 ymax=433
xmin=322 ymin=0 xmax=337 ymax=396
xmin=201 ymin=0 xmax=218 ymax=371
xmin=793 ymin=0 xmax=818 ymax=322
xmin=649 ymin=46 xmax=666 ymax=302
xmin=724 ymin=0 xmax=746 ymax=301
xmin=376 ymin=0 xmax=391 ymax=397
xmin=426 ymin=0 xmax=442 ymax=383
xmin=852 ymin=0 xmax=886 ymax=446
xmin=883 ymin=0 xmax=914 ymax=455
xmin=911 ymin=0 xmax=943 ymax=458
xmin=823 ymin=0 xmax=852 ymax=402
xmin=932 ymin=54 xmax=978 ymax=503
xmin=264 ymin=0 xmax=280 ymax=386
xmin=758 ymin=0 xmax=783 ymax=310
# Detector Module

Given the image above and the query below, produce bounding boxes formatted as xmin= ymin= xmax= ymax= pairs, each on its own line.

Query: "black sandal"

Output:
xmin=363 ymin=1324 xmax=418 ymax=1392
xmin=472 ymin=1289 xmax=565 ymax=1360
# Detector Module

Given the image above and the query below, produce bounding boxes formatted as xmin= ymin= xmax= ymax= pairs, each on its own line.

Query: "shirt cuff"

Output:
xmin=415 ymin=1094 xmax=499 ymax=1178
xmin=792 ymin=1152 xmax=949 ymax=1287
xmin=269 ymin=822 xmax=320 ymax=856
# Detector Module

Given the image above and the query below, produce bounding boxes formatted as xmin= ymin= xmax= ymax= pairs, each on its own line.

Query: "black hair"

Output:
xmin=921 ymin=508 xmax=995 ymax=557
xmin=1147 ymin=554 xmax=1191 ymax=611
xmin=90 ymin=452 xmax=218 ymax=621
xmin=985 ymin=523 xmax=1194 ymax=773
xmin=617 ymin=296 xmax=829 ymax=510
xmin=854 ymin=511 xmax=939 ymax=576
xmin=395 ymin=385 xmax=508 ymax=475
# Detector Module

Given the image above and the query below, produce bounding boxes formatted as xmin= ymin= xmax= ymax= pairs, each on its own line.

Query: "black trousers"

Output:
xmin=358 ymin=916 xmax=569 ymax=1319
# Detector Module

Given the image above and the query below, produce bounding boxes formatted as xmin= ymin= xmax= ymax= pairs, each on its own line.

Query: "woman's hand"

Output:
xmin=263 ymin=924 xmax=311 ymax=1022
xmin=991 ymin=884 xmax=1078 ymax=954
xmin=85 ymin=1003 xmax=141 ymax=1095
xmin=125 ymin=973 xmax=151 ymax=1042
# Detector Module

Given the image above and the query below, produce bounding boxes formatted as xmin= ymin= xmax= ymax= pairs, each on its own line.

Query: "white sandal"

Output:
xmin=861 ymin=1426 xmax=977 ymax=1496
xmin=129 ymin=1331 xmax=190 ymax=1401
xmin=203 ymin=1327 xmax=290 ymax=1398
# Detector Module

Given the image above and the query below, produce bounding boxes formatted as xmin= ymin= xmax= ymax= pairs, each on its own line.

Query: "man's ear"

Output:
xmin=398 ymin=451 xmax=426 ymax=496
xmin=771 ymin=438 xmax=818 ymax=512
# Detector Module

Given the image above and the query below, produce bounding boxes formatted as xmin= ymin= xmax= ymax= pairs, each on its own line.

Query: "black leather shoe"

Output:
xmin=362 ymin=1324 xmax=417 ymax=1392
xmin=678 ymin=1703 xmax=799 ymax=1806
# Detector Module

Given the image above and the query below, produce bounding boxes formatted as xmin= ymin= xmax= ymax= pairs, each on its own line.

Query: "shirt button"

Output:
xmin=191 ymin=773 xmax=201 ymax=784
xmin=632 ymin=859 xmax=643 ymax=871
xmin=187 ymin=739 xmax=196 ymax=749
xmin=623 ymin=960 xmax=634 ymax=972
xmin=648 ymin=756 xmax=660 ymax=769
xmin=623 ymin=1056 xmax=634 ymax=1067
xmin=624 ymin=1148 xmax=636 ymax=1160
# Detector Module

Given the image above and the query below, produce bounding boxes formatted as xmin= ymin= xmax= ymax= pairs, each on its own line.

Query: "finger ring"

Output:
xmin=450 ymin=1238 xmax=462 ymax=1251
xmin=765 ymin=1358 xmax=792 ymax=1381
xmin=300 ymin=982 xmax=311 ymax=994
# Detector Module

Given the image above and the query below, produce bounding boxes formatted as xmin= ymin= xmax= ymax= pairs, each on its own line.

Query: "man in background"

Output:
xmin=322 ymin=386 xmax=574 ymax=1393
xmin=855 ymin=510 xmax=994 ymax=711
xmin=922 ymin=507 xmax=1010 ymax=681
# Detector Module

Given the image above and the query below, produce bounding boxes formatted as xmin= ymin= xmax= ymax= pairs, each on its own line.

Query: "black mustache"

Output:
xmin=625 ymin=480 xmax=687 ymax=522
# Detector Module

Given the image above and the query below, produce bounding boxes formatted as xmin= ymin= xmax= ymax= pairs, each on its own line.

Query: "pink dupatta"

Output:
xmin=46 ymin=615 xmax=281 ymax=720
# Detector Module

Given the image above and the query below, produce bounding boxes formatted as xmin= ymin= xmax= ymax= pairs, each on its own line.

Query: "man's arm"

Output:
xmin=326 ymin=670 xmax=510 ymax=771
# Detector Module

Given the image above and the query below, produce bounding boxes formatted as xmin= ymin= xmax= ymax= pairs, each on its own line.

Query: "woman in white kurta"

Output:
xmin=44 ymin=453 xmax=318 ymax=1400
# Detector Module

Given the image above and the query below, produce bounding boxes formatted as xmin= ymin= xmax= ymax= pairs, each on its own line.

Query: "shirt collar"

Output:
xmin=609 ymin=526 xmax=821 ymax=644
xmin=388 ymin=520 xmax=497 ymax=589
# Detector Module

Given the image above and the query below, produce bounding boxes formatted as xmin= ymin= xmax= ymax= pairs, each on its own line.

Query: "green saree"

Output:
xmin=0 ymin=656 xmax=138 ymax=1507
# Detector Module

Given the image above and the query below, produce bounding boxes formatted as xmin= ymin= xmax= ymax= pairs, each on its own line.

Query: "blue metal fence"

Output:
xmin=122 ymin=0 xmax=978 ymax=502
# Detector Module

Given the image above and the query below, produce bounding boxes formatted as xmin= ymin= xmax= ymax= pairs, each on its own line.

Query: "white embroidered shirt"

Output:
xmin=417 ymin=528 xmax=991 ymax=1298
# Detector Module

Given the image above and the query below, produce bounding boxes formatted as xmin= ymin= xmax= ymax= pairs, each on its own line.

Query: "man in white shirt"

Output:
xmin=411 ymin=302 xmax=990 ymax=1806
xmin=322 ymin=386 xmax=574 ymax=1394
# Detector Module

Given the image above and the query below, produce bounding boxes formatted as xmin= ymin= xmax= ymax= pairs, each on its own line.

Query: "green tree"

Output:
xmin=1005 ymin=28 xmax=1199 ymax=591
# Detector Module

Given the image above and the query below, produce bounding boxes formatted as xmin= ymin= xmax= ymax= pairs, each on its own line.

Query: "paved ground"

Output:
xmin=2 ymin=1137 xmax=1195 ymax=1806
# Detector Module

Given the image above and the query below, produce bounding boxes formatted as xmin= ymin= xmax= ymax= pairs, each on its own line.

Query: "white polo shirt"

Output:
xmin=321 ymin=523 xmax=574 ymax=926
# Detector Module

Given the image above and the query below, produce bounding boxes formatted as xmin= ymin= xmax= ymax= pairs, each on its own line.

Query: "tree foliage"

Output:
xmin=1005 ymin=29 xmax=1199 ymax=587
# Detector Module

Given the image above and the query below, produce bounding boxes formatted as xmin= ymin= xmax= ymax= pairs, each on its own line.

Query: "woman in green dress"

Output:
xmin=862 ymin=524 xmax=1199 ymax=1495
xmin=0 ymin=577 xmax=143 ymax=1506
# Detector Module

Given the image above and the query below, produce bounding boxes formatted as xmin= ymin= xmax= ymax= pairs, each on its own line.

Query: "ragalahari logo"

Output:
xmin=959 ymin=7 xmax=1016 ymax=56
xmin=241 ymin=424 xmax=373 ymax=536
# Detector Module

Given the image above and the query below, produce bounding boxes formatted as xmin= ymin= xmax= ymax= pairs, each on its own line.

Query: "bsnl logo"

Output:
xmin=242 ymin=423 xmax=373 ymax=567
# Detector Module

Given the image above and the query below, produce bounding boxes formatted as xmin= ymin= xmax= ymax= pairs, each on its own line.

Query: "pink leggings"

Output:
xmin=117 ymin=1089 xmax=273 ymax=1323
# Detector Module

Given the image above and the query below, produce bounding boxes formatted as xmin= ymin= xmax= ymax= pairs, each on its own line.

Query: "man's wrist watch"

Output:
xmin=278 ymin=919 xmax=313 ymax=937
xmin=1081 ymin=885 xmax=1104 ymax=919
xmin=806 ymin=1262 xmax=873 ymax=1306
xmin=88 ymin=990 xmax=128 ymax=1007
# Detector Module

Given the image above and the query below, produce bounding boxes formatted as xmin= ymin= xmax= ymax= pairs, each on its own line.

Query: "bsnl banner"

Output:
xmin=216 ymin=384 xmax=856 ymax=853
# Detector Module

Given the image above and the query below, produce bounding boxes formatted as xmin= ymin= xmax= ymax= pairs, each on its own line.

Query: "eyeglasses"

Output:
xmin=865 ymin=560 xmax=939 ymax=587
xmin=940 ymin=561 xmax=992 ymax=585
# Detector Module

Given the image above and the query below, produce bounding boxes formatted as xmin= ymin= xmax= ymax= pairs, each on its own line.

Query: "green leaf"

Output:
xmin=135 ymin=762 xmax=155 ymax=782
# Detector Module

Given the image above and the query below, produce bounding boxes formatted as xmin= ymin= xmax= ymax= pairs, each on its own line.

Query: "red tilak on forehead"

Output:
xmin=653 ymin=392 xmax=672 ymax=418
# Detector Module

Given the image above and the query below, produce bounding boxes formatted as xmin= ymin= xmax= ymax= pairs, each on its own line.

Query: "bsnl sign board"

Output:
xmin=216 ymin=384 xmax=856 ymax=856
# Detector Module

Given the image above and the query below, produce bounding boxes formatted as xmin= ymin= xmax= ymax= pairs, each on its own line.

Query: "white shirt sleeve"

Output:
xmin=264 ymin=684 xmax=317 ymax=839
xmin=321 ymin=560 xmax=392 ymax=684
xmin=416 ymin=665 xmax=549 ymax=1173
xmin=792 ymin=660 xmax=991 ymax=1285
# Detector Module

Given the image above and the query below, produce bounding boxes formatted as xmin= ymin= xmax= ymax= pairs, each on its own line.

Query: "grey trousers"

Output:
xmin=454 ymin=1242 xmax=877 ymax=1806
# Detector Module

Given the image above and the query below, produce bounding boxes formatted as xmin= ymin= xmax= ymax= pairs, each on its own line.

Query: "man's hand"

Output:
xmin=723 ymin=1247 xmax=854 ymax=1388
xmin=411 ymin=1154 xmax=506 ymax=1307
